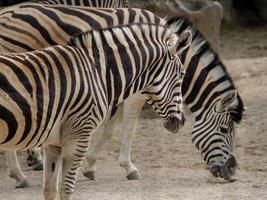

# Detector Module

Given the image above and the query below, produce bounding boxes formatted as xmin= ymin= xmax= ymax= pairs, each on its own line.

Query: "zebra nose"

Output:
xmin=224 ymin=155 xmax=237 ymax=175
xmin=209 ymin=155 xmax=237 ymax=180
xmin=226 ymin=154 xmax=237 ymax=168
xmin=163 ymin=113 xmax=185 ymax=133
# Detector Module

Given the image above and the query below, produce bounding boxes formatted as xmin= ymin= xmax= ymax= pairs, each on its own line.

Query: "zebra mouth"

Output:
xmin=209 ymin=155 xmax=237 ymax=180
xmin=163 ymin=114 xmax=185 ymax=133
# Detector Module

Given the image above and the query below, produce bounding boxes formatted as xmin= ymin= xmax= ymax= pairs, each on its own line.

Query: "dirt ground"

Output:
xmin=0 ymin=26 xmax=267 ymax=200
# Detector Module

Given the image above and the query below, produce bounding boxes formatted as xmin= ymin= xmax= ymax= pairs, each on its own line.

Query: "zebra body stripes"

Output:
xmin=1 ymin=0 xmax=129 ymax=187
xmin=0 ymin=23 xmax=189 ymax=199
xmin=0 ymin=0 xmax=129 ymax=7
xmin=31 ymin=0 xmax=129 ymax=7
xmin=1 ymin=4 xmax=165 ymax=187
xmin=0 ymin=3 xmax=243 ymax=183
xmin=85 ymin=17 xmax=244 ymax=181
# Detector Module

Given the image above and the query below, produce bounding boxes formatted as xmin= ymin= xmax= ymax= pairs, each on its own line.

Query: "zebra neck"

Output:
xmin=170 ymin=17 xmax=237 ymax=120
xmin=104 ymin=51 xmax=152 ymax=108
xmin=81 ymin=41 xmax=152 ymax=109
xmin=181 ymin=37 xmax=235 ymax=121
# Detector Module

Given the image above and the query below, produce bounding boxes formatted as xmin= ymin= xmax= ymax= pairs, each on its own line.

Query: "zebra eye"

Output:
xmin=219 ymin=126 xmax=228 ymax=134
xmin=167 ymin=40 xmax=173 ymax=47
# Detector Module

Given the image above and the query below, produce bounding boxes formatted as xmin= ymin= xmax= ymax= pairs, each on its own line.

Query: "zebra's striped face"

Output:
xmin=204 ymin=111 xmax=236 ymax=180
xmin=192 ymin=90 xmax=242 ymax=180
xmin=142 ymin=50 xmax=186 ymax=133
xmin=141 ymin=30 xmax=192 ymax=133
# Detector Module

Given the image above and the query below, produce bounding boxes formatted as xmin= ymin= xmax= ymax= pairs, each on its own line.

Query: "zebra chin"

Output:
xmin=209 ymin=154 xmax=237 ymax=180
xmin=163 ymin=114 xmax=185 ymax=133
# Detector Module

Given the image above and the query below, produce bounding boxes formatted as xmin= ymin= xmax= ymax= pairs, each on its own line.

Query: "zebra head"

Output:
xmin=141 ymin=29 xmax=192 ymax=133
xmin=165 ymin=16 xmax=244 ymax=180
xmin=192 ymin=90 xmax=244 ymax=180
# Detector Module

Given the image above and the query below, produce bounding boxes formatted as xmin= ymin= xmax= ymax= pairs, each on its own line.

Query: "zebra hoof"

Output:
xmin=127 ymin=171 xmax=142 ymax=180
xmin=32 ymin=161 xmax=43 ymax=171
xmin=15 ymin=179 xmax=30 ymax=188
xmin=83 ymin=171 xmax=96 ymax=180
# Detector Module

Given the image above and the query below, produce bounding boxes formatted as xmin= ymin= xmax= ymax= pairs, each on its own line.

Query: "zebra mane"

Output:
xmin=166 ymin=16 xmax=244 ymax=123
xmin=68 ymin=22 xmax=169 ymax=48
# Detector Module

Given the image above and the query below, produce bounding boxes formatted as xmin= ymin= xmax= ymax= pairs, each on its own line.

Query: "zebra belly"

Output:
xmin=0 ymin=99 xmax=62 ymax=151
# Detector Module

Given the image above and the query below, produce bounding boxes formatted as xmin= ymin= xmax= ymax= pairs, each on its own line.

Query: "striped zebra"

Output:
xmin=0 ymin=3 xmax=243 ymax=183
xmin=0 ymin=22 xmax=189 ymax=199
xmin=85 ymin=17 xmax=244 ymax=181
xmin=1 ymin=0 xmax=129 ymax=187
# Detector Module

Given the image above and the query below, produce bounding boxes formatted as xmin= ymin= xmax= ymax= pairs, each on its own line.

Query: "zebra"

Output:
xmin=0 ymin=3 xmax=243 ymax=183
xmin=85 ymin=17 xmax=244 ymax=181
xmin=0 ymin=0 xmax=129 ymax=187
xmin=0 ymin=22 xmax=189 ymax=199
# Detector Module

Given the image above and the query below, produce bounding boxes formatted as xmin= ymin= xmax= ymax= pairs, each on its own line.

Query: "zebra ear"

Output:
xmin=219 ymin=90 xmax=238 ymax=111
xmin=170 ymin=30 xmax=192 ymax=56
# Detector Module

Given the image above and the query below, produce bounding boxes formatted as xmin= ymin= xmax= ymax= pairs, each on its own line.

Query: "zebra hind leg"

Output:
xmin=83 ymin=105 xmax=123 ymax=180
xmin=27 ymin=148 xmax=43 ymax=171
xmin=118 ymin=95 xmax=145 ymax=180
xmin=6 ymin=151 xmax=30 ymax=188
xmin=82 ymin=123 xmax=115 ymax=180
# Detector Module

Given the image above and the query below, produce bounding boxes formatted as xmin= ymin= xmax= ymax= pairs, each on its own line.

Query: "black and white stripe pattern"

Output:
xmin=30 ymin=0 xmax=129 ymax=7
xmin=0 ymin=2 xmax=134 ymax=188
xmin=0 ymin=4 xmax=163 ymax=53
xmin=166 ymin=17 xmax=244 ymax=179
xmin=0 ymin=3 xmax=243 ymax=181
xmin=0 ymin=22 xmax=187 ymax=198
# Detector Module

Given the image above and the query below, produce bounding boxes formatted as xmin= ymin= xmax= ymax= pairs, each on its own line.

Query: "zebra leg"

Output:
xmin=82 ymin=105 xmax=123 ymax=180
xmin=6 ymin=151 xmax=30 ymax=188
xmin=119 ymin=94 xmax=145 ymax=180
xmin=27 ymin=148 xmax=43 ymax=171
xmin=43 ymin=145 xmax=61 ymax=200
xmin=60 ymin=137 xmax=90 ymax=200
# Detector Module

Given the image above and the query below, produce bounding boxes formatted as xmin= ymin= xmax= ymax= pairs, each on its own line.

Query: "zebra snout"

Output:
xmin=163 ymin=114 xmax=185 ymax=133
xmin=209 ymin=155 xmax=237 ymax=180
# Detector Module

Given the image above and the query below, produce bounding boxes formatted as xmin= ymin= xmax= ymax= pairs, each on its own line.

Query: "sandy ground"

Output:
xmin=0 ymin=26 xmax=267 ymax=199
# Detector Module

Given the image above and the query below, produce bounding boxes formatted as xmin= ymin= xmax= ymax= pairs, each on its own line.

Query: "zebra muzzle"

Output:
xmin=163 ymin=114 xmax=185 ymax=133
xmin=209 ymin=155 xmax=237 ymax=180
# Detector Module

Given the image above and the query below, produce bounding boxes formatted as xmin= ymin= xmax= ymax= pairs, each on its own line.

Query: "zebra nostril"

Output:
xmin=179 ymin=113 xmax=185 ymax=128
xmin=225 ymin=155 xmax=237 ymax=169
xmin=209 ymin=165 xmax=222 ymax=178
xmin=163 ymin=115 xmax=182 ymax=133
xmin=209 ymin=155 xmax=237 ymax=180
xmin=225 ymin=155 xmax=237 ymax=175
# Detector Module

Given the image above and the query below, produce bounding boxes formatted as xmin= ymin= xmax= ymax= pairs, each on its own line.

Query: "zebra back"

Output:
xmin=29 ymin=0 xmax=129 ymax=7
xmin=0 ymin=4 xmax=163 ymax=53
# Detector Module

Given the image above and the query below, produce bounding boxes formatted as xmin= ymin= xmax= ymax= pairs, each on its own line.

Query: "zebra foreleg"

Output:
xmin=6 ymin=151 xmax=30 ymax=188
xmin=82 ymin=105 xmax=123 ymax=180
xmin=60 ymin=137 xmax=90 ymax=200
xmin=43 ymin=145 xmax=61 ymax=200
xmin=118 ymin=94 xmax=145 ymax=180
